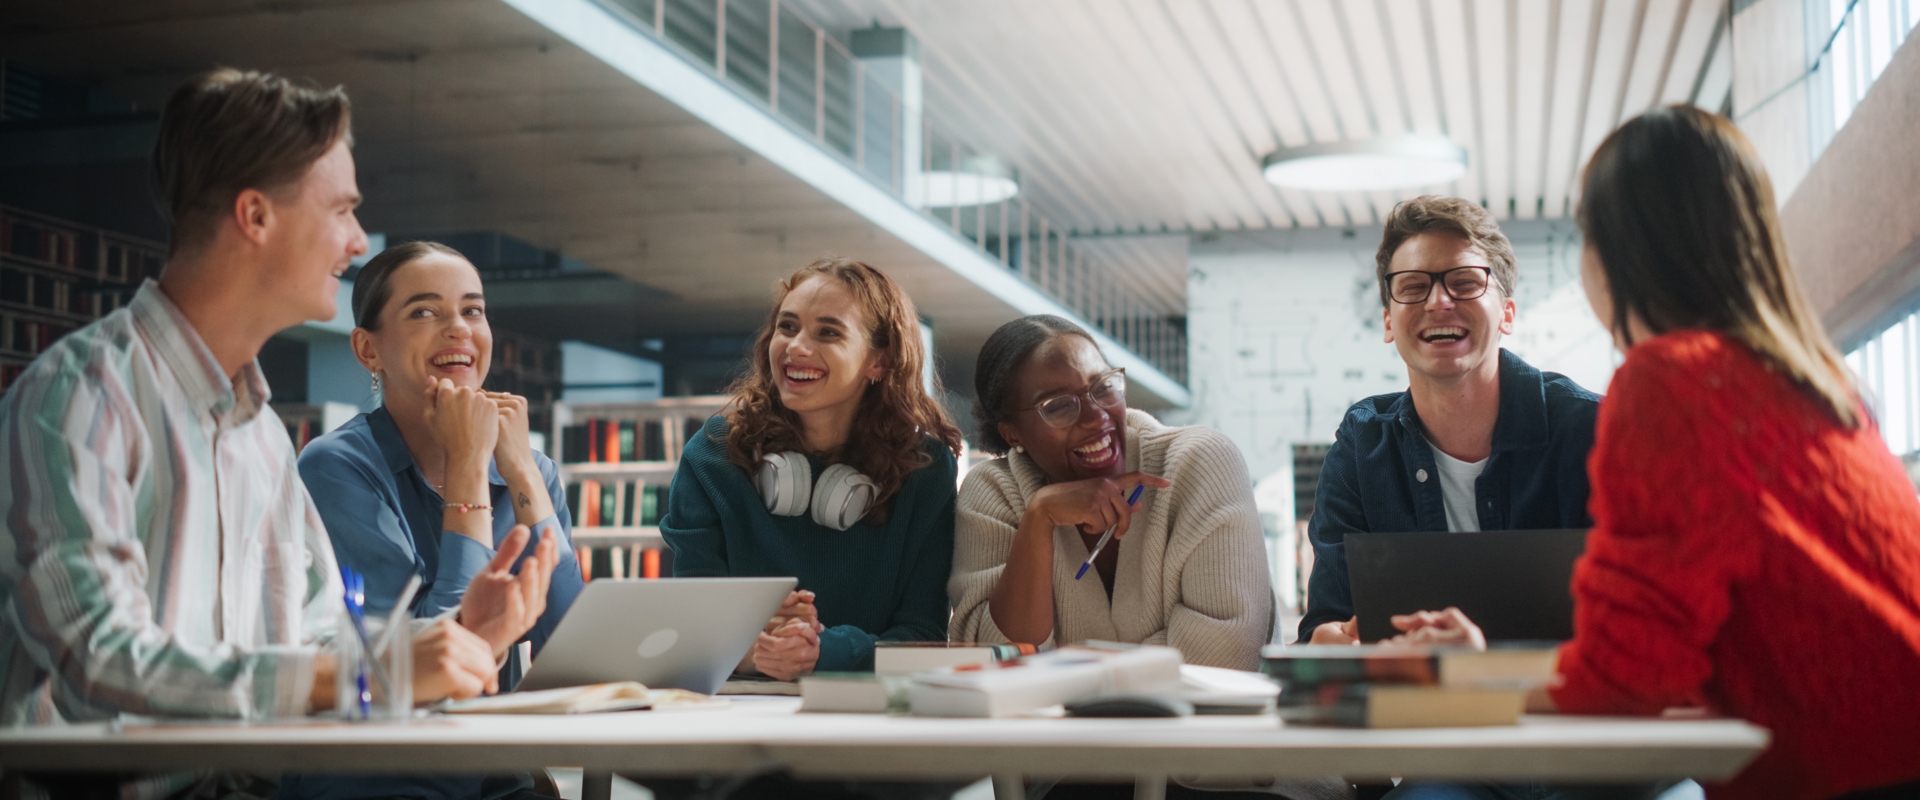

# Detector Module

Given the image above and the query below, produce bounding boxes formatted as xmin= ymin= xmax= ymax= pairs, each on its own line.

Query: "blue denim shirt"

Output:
xmin=296 ymin=405 xmax=583 ymax=663
xmin=285 ymin=406 xmax=584 ymax=800
xmin=1297 ymin=349 xmax=1600 ymax=641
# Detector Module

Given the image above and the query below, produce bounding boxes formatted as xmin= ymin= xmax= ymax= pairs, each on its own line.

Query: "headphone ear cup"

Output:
xmin=756 ymin=452 xmax=813 ymax=517
xmin=811 ymin=464 xmax=877 ymax=531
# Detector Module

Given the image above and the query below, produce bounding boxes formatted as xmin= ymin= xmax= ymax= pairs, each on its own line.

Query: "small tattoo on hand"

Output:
xmin=517 ymin=493 xmax=531 ymax=508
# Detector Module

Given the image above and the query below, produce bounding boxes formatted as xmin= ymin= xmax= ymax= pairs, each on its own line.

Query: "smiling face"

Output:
xmin=769 ymin=276 xmax=886 ymax=425
xmin=258 ymin=139 xmax=369 ymax=325
xmin=1382 ymin=231 xmax=1516 ymax=384
xmin=353 ymin=252 xmax=492 ymax=402
xmin=997 ymin=334 xmax=1128 ymax=484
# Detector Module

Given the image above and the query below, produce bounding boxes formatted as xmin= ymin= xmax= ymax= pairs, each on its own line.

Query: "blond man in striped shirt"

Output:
xmin=0 ymin=70 xmax=539 ymax=799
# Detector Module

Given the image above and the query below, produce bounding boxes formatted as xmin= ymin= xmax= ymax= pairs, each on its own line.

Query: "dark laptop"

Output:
xmin=1346 ymin=529 xmax=1588 ymax=643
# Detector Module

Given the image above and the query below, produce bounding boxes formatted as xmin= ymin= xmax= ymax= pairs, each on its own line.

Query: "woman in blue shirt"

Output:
xmin=288 ymin=241 xmax=578 ymax=800
xmin=662 ymin=257 xmax=963 ymax=678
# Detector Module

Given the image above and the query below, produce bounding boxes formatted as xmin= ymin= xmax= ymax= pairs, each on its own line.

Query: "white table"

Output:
xmin=0 ymin=698 xmax=1767 ymax=800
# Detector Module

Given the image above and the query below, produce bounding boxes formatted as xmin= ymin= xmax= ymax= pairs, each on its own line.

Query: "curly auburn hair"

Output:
xmin=723 ymin=258 xmax=963 ymax=525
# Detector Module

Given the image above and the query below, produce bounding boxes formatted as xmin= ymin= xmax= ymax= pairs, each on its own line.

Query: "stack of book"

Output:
xmin=1261 ymin=644 xmax=1557 ymax=728
xmin=873 ymin=641 xmax=1033 ymax=676
xmin=560 ymin=418 xmax=667 ymax=463
xmin=907 ymin=643 xmax=1185 ymax=718
xmin=565 ymin=479 xmax=667 ymax=528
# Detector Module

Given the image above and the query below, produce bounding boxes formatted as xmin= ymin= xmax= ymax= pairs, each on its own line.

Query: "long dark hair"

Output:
xmin=971 ymin=315 xmax=1101 ymax=455
xmin=1579 ymin=105 xmax=1858 ymax=428
xmin=724 ymin=258 xmax=963 ymax=525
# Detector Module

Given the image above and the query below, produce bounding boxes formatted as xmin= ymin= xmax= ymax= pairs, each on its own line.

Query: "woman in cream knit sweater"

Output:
xmin=950 ymin=315 xmax=1275 ymax=671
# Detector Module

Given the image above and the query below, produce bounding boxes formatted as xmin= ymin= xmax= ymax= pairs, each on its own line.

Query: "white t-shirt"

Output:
xmin=1429 ymin=445 xmax=1487 ymax=532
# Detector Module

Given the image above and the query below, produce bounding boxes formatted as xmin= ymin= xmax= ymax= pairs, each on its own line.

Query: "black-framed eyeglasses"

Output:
xmin=1384 ymin=266 xmax=1495 ymax=305
xmin=1021 ymin=368 xmax=1126 ymax=429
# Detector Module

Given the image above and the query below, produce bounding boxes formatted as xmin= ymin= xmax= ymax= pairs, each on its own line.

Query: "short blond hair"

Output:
xmin=1375 ymin=196 xmax=1517 ymax=307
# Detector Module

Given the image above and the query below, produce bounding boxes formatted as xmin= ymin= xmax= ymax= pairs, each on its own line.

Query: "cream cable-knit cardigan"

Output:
xmin=949 ymin=409 xmax=1275 ymax=670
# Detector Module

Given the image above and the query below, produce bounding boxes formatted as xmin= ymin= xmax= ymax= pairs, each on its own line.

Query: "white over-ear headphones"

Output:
xmin=755 ymin=452 xmax=878 ymax=531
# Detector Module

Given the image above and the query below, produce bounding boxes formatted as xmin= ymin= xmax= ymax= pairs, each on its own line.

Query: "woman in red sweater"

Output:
xmin=1395 ymin=106 xmax=1920 ymax=799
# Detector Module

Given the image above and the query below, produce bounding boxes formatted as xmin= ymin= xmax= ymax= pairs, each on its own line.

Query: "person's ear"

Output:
xmin=1382 ymin=305 xmax=1396 ymax=344
xmin=231 ymin=187 xmax=274 ymax=248
xmin=997 ymin=421 xmax=1023 ymax=453
xmin=1498 ymin=295 xmax=1517 ymax=336
xmin=350 ymin=327 xmax=381 ymax=374
xmin=863 ymin=352 xmax=889 ymax=384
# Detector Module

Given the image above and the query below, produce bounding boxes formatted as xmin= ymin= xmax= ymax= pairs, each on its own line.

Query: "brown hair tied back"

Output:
xmin=723 ymin=258 xmax=963 ymax=526
xmin=150 ymin=68 xmax=352 ymax=258
xmin=1579 ymin=105 xmax=1859 ymax=428
xmin=351 ymin=241 xmax=468 ymax=332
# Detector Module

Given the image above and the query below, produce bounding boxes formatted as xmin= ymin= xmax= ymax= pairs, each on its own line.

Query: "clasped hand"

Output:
xmin=424 ymin=379 xmax=500 ymax=466
xmin=748 ymin=590 xmax=823 ymax=681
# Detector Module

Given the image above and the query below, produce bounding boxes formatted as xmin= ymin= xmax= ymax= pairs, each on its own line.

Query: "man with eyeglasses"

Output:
xmin=1298 ymin=195 xmax=1601 ymax=649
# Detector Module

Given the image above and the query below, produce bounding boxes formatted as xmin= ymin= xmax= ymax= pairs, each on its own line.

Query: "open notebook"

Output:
xmin=439 ymin=682 xmax=723 ymax=714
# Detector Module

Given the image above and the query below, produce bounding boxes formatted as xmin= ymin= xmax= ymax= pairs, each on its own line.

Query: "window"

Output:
xmin=1847 ymin=310 xmax=1920 ymax=457
xmin=1809 ymin=0 xmax=1920 ymax=158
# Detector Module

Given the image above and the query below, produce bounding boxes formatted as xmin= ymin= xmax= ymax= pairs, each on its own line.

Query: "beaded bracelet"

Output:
xmin=444 ymin=502 xmax=492 ymax=513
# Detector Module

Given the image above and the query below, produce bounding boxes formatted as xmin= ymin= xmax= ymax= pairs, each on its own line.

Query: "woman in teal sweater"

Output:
xmin=662 ymin=258 xmax=964 ymax=676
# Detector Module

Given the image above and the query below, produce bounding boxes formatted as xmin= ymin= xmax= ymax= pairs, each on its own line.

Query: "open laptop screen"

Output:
xmin=1346 ymin=529 xmax=1587 ymax=643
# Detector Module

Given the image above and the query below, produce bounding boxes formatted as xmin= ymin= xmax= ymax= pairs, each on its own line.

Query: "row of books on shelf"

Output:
xmin=493 ymin=335 xmax=557 ymax=380
xmin=560 ymin=418 xmax=669 ymax=464
xmin=3 ymin=314 xmax=79 ymax=360
xmin=565 ymin=479 xmax=668 ymax=527
xmin=1 ymin=267 xmax=133 ymax=319
xmin=576 ymin=543 xmax=674 ymax=581
xmin=2 ymin=213 xmax=163 ymax=283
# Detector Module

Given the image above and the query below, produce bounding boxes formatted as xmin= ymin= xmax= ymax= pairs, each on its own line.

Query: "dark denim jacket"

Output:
xmin=1297 ymin=349 xmax=1601 ymax=641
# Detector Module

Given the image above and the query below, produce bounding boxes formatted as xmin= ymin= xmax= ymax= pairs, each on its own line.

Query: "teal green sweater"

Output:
xmin=661 ymin=416 xmax=956 ymax=672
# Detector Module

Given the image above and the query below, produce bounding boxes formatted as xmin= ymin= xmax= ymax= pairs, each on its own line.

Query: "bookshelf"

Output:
xmin=485 ymin=328 xmax=562 ymax=437
xmin=0 ymin=206 xmax=163 ymax=397
xmin=552 ymin=395 xmax=731 ymax=581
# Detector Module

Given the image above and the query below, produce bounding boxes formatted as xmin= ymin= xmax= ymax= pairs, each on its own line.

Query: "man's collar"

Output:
xmin=1392 ymin=348 xmax=1550 ymax=454
xmin=368 ymin=405 xmax=507 ymax=485
xmin=130 ymin=280 xmax=270 ymax=424
xmin=1490 ymin=349 xmax=1549 ymax=453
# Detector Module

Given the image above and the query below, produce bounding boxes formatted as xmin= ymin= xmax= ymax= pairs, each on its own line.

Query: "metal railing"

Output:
xmin=596 ymin=0 xmax=1187 ymax=385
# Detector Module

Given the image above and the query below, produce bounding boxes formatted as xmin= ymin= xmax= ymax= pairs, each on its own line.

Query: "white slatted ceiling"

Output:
xmin=791 ymin=0 xmax=1728 ymax=230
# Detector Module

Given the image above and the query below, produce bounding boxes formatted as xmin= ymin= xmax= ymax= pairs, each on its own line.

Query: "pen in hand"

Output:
xmin=1075 ymin=483 xmax=1146 ymax=580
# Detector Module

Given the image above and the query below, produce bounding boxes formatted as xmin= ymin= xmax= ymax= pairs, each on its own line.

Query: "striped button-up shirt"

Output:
xmin=0 ymin=280 xmax=340 ymax=729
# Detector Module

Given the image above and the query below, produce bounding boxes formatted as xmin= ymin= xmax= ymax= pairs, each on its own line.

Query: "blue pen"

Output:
xmin=340 ymin=569 xmax=373 ymax=719
xmin=1075 ymin=483 xmax=1146 ymax=580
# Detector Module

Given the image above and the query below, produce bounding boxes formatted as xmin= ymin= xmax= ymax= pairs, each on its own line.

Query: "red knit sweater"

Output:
xmin=1550 ymin=331 xmax=1920 ymax=800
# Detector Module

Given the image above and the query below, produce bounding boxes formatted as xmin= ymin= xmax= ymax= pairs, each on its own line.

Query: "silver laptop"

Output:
xmin=517 ymin=577 xmax=796 ymax=694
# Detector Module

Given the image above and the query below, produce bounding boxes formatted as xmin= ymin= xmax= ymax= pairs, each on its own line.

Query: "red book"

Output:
xmin=581 ymin=480 xmax=601 ymax=527
xmin=586 ymin=419 xmax=601 ymax=463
